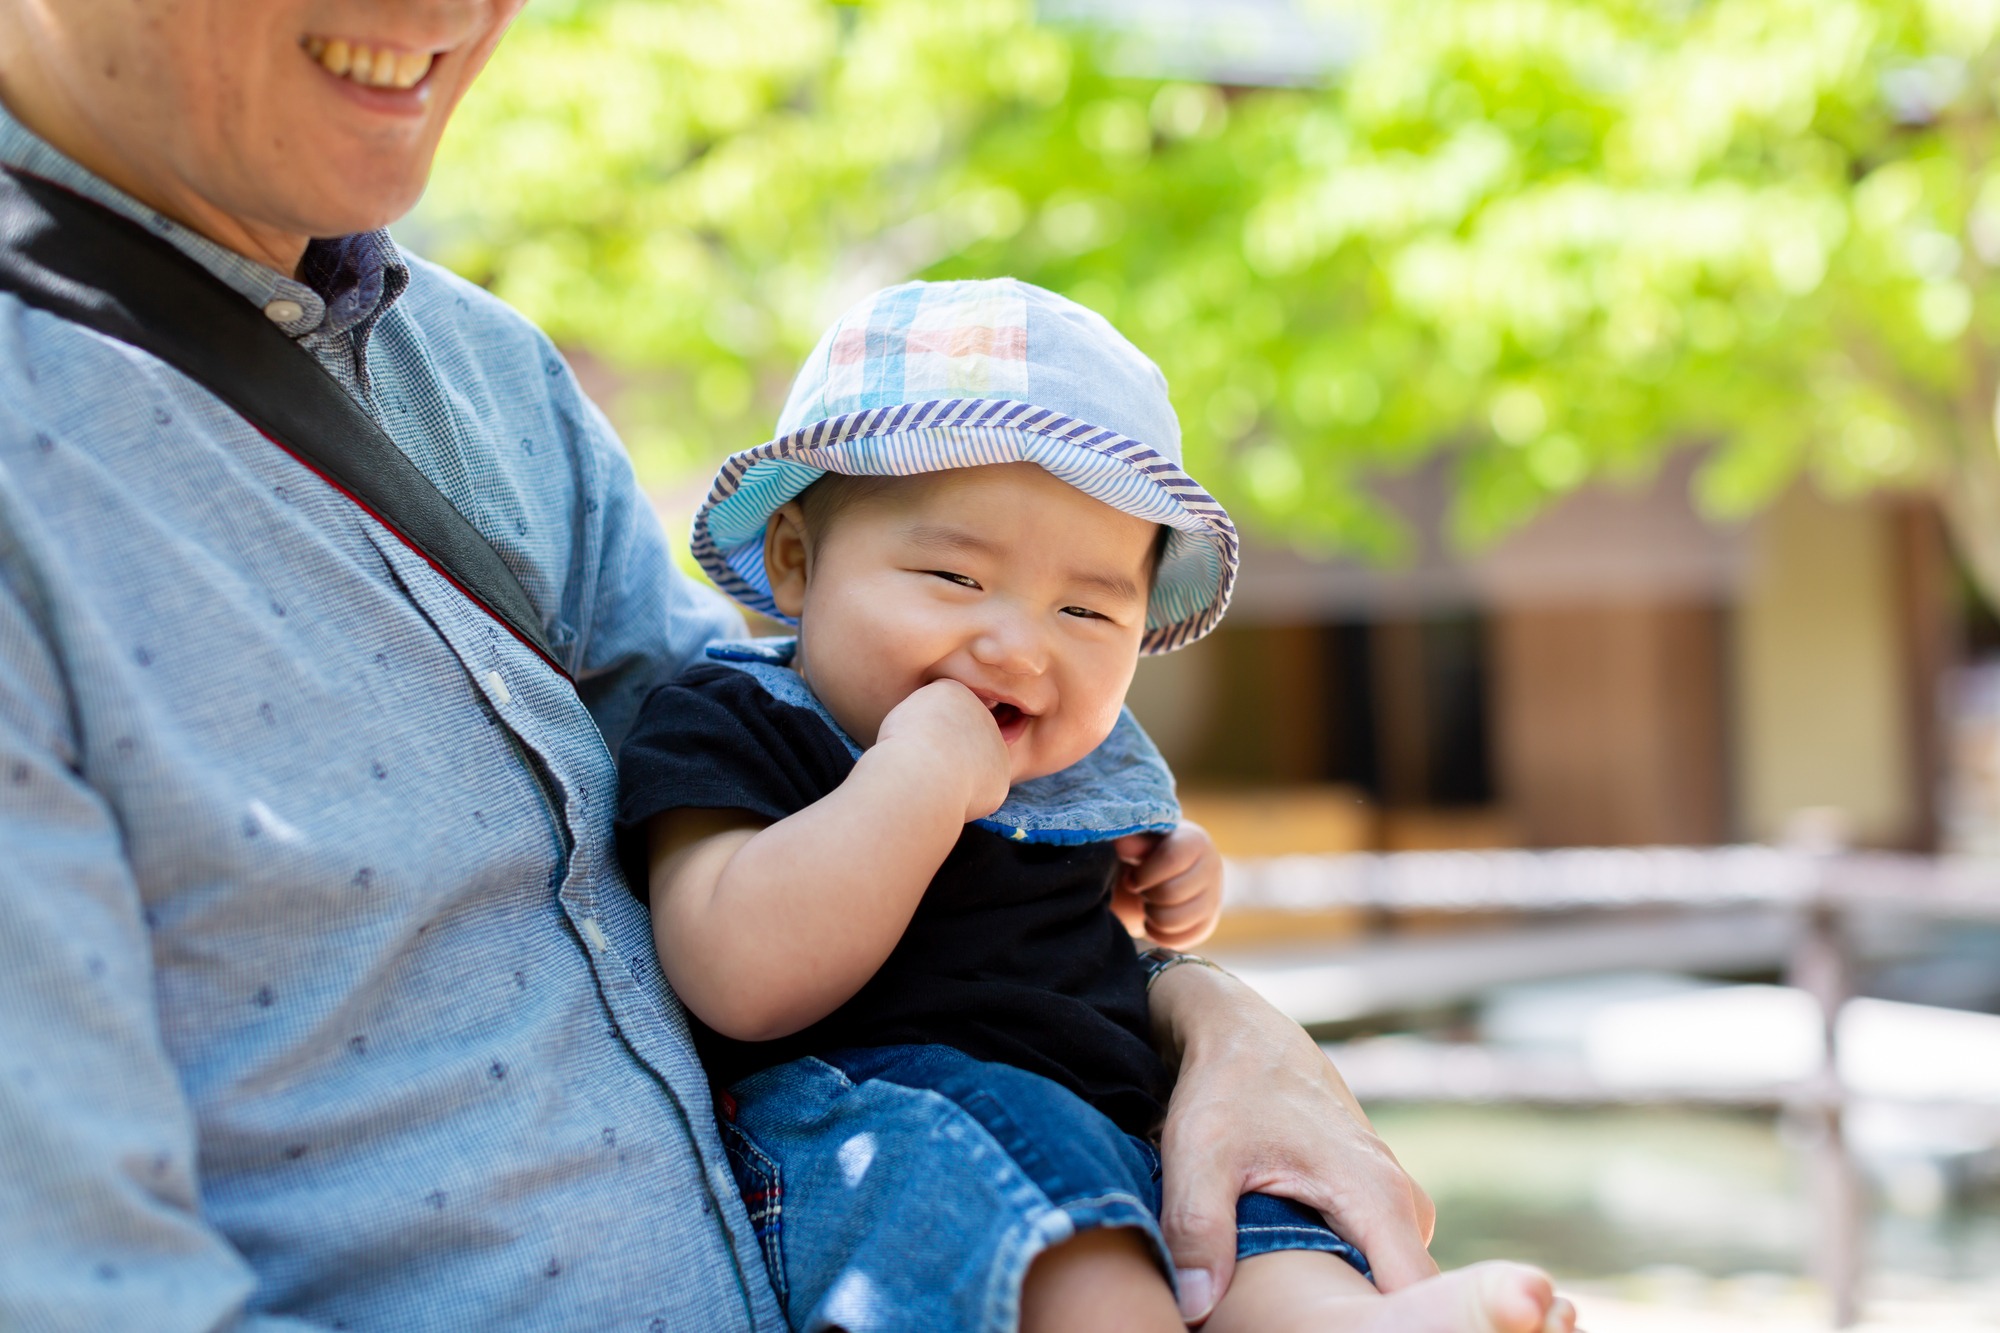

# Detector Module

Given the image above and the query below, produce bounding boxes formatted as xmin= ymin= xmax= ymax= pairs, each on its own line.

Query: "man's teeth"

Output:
xmin=304 ymin=36 xmax=434 ymax=90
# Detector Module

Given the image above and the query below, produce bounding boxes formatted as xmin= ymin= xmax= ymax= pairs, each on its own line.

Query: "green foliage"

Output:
xmin=423 ymin=0 xmax=2000 ymax=562
xmin=424 ymin=0 xmax=1073 ymax=490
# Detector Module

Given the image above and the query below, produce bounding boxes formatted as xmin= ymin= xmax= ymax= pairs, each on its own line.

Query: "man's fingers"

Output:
xmin=1155 ymin=1138 xmax=1238 ymax=1323
xmin=1340 ymin=1205 xmax=1440 ymax=1292
xmin=1284 ymin=1141 xmax=1439 ymax=1291
xmin=1412 ymin=1177 xmax=1437 ymax=1246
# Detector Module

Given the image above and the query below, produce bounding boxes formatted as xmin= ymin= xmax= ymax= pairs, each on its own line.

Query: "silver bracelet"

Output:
xmin=1136 ymin=946 xmax=1226 ymax=991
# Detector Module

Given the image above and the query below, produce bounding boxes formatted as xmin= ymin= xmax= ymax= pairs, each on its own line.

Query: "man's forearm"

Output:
xmin=1148 ymin=958 xmax=1372 ymax=1122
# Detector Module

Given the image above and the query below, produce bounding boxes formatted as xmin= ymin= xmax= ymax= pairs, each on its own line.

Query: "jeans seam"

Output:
xmin=720 ymin=1119 xmax=788 ymax=1305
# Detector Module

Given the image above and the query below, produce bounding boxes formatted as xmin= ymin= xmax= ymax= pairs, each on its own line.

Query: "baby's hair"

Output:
xmin=792 ymin=471 xmax=903 ymax=538
xmin=792 ymin=471 xmax=1173 ymax=583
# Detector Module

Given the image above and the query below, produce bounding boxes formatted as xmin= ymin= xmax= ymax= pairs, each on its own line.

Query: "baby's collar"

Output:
xmin=703 ymin=638 xmax=1180 ymax=846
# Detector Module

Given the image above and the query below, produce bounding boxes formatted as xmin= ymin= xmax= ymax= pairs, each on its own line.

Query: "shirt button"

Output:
xmin=484 ymin=670 xmax=511 ymax=705
xmin=263 ymin=297 xmax=306 ymax=324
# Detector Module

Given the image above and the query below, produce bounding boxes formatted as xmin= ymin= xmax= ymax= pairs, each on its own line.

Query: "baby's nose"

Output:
xmin=970 ymin=613 xmax=1047 ymax=674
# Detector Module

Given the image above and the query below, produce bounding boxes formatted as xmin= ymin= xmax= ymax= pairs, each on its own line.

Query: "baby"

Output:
xmin=617 ymin=279 xmax=1575 ymax=1333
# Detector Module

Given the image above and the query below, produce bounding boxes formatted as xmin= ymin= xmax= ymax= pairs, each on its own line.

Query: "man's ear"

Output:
xmin=764 ymin=503 xmax=812 ymax=619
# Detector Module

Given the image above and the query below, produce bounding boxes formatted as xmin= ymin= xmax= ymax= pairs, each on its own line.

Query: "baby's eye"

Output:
xmin=1060 ymin=605 xmax=1110 ymax=621
xmin=928 ymin=570 xmax=981 ymax=590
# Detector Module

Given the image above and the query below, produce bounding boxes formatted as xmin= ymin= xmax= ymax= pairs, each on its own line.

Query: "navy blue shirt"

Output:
xmin=618 ymin=662 xmax=1172 ymax=1136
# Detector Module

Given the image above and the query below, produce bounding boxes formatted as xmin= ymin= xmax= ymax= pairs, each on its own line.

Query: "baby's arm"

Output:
xmin=646 ymin=678 xmax=1010 ymax=1042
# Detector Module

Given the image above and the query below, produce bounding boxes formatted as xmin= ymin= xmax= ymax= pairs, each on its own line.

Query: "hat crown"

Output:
xmin=778 ymin=278 xmax=1182 ymax=463
xmin=691 ymin=277 xmax=1238 ymax=654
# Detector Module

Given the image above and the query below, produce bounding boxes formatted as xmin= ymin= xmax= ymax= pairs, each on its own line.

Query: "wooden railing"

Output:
xmin=1215 ymin=848 xmax=2000 ymax=1328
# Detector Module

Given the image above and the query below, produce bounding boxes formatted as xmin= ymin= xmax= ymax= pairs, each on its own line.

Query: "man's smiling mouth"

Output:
xmin=303 ymin=36 xmax=435 ymax=90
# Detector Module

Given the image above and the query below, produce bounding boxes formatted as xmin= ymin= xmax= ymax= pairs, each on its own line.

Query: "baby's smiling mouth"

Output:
xmin=985 ymin=700 xmax=1031 ymax=742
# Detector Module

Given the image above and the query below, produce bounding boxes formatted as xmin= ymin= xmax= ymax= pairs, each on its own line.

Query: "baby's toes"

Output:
xmin=1468 ymin=1261 xmax=1561 ymax=1333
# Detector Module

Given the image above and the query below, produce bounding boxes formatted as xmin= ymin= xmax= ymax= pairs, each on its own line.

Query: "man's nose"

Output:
xmin=970 ymin=608 xmax=1047 ymax=675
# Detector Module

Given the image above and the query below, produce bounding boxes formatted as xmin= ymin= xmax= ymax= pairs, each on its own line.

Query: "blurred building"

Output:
xmin=1130 ymin=458 xmax=1964 ymax=856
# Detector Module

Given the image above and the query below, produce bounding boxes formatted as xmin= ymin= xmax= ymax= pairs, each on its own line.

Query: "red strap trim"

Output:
xmin=250 ymin=424 xmax=573 ymax=681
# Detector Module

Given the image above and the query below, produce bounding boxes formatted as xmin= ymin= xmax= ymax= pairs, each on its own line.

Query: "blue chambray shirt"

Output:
xmin=0 ymin=105 xmax=786 ymax=1332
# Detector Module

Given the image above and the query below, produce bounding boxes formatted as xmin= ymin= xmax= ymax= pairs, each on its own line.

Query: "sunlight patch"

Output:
xmin=837 ymin=1131 xmax=877 ymax=1187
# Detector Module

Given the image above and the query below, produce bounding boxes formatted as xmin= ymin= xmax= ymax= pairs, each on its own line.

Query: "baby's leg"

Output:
xmin=1019 ymin=1227 xmax=1182 ymax=1333
xmin=1205 ymin=1251 xmax=1578 ymax=1333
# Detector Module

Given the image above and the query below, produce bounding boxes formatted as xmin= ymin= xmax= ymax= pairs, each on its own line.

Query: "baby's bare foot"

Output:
xmin=1206 ymin=1251 xmax=1579 ymax=1333
xmin=1354 ymin=1262 xmax=1576 ymax=1333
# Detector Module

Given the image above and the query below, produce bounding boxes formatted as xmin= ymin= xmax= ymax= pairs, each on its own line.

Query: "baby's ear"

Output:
xmin=763 ymin=503 xmax=812 ymax=618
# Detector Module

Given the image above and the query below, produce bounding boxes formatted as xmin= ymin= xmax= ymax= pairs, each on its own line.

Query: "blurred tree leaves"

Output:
xmin=425 ymin=0 xmax=2000 ymax=591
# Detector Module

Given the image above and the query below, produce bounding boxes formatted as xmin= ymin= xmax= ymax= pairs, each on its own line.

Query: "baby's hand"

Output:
xmin=1109 ymin=821 xmax=1223 ymax=949
xmin=874 ymin=679 xmax=1012 ymax=823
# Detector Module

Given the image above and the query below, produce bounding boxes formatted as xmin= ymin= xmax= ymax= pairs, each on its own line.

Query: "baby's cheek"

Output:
xmin=1085 ymin=697 xmax=1129 ymax=749
xmin=802 ymin=661 xmax=892 ymax=747
xmin=1055 ymin=707 xmax=1124 ymax=773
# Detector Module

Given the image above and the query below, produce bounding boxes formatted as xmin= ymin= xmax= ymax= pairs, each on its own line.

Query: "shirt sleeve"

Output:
xmin=614 ymin=667 xmax=857 ymax=897
xmin=0 ymin=554 xmax=330 ymax=1331
xmin=556 ymin=369 xmax=745 ymax=754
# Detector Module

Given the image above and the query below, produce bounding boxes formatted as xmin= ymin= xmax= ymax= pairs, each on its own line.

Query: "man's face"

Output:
xmin=778 ymin=464 xmax=1158 ymax=787
xmin=0 ymin=0 xmax=523 ymax=249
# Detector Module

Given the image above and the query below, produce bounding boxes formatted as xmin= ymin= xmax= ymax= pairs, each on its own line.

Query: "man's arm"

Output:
xmin=648 ymin=679 xmax=1009 ymax=1040
xmin=0 ymin=560 xmax=328 ymax=1332
xmin=558 ymin=382 xmax=745 ymax=751
xmin=1146 ymin=960 xmax=1440 ymax=1321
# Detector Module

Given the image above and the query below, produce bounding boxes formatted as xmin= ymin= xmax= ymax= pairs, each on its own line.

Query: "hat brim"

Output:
xmin=691 ymin=398 xmax=1238 ymax=654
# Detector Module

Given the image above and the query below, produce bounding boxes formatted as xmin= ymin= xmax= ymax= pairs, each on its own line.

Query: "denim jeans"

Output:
xmin=717 ymin=1044 xmax=1370 ymax=1333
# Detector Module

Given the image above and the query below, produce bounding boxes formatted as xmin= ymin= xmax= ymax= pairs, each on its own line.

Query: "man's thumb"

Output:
xmin=1159 ymin=1159 xmax=1238 ymax=1323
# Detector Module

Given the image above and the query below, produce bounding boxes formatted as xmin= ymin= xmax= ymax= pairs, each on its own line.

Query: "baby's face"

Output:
xmin=779 ymin=463 xmax=1158 ymax=786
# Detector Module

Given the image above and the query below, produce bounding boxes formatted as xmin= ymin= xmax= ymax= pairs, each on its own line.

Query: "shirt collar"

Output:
xmin=0 ymin=99 xmax=409 ymax=342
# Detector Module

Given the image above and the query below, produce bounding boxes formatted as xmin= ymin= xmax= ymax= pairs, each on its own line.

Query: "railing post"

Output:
xmin=1787 ymin=876 xmax=1862 ymax=1328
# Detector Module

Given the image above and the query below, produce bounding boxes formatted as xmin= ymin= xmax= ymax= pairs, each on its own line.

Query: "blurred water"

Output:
xmin=1371 ymin=1104 xmax=2000 ymax=1283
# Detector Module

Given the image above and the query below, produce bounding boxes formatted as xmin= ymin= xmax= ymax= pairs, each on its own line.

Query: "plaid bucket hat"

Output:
xmin=690 ymin=278 xmax=1239 ymax=653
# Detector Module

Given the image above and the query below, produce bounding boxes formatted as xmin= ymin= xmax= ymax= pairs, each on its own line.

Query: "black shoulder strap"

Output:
xmin=0 ymin=166 xmax=568 ymax=678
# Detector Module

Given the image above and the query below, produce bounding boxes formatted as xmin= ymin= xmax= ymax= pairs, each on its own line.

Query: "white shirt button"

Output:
xmin=484 ymin=670 xmax=511 ymax=705
xmin=263 ymin=298 xmax=306 ymax=324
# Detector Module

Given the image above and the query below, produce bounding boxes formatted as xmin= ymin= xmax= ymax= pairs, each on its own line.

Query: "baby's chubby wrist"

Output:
xmin=855 ymin=737 xmax=960 ymax=815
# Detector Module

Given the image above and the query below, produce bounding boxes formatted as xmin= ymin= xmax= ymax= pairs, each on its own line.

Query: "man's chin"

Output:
xmin=264 ymin=173 xmax=430 ymax=245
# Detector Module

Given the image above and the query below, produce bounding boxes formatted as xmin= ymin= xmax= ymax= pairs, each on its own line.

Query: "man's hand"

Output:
xmin=1148 ymin=963 xmax=1439 ymax=1322
xmin=1110 ymin=822 xmax=1222 ymax=948
xmin=875 ymin=679 xmax=1011 ymax=823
